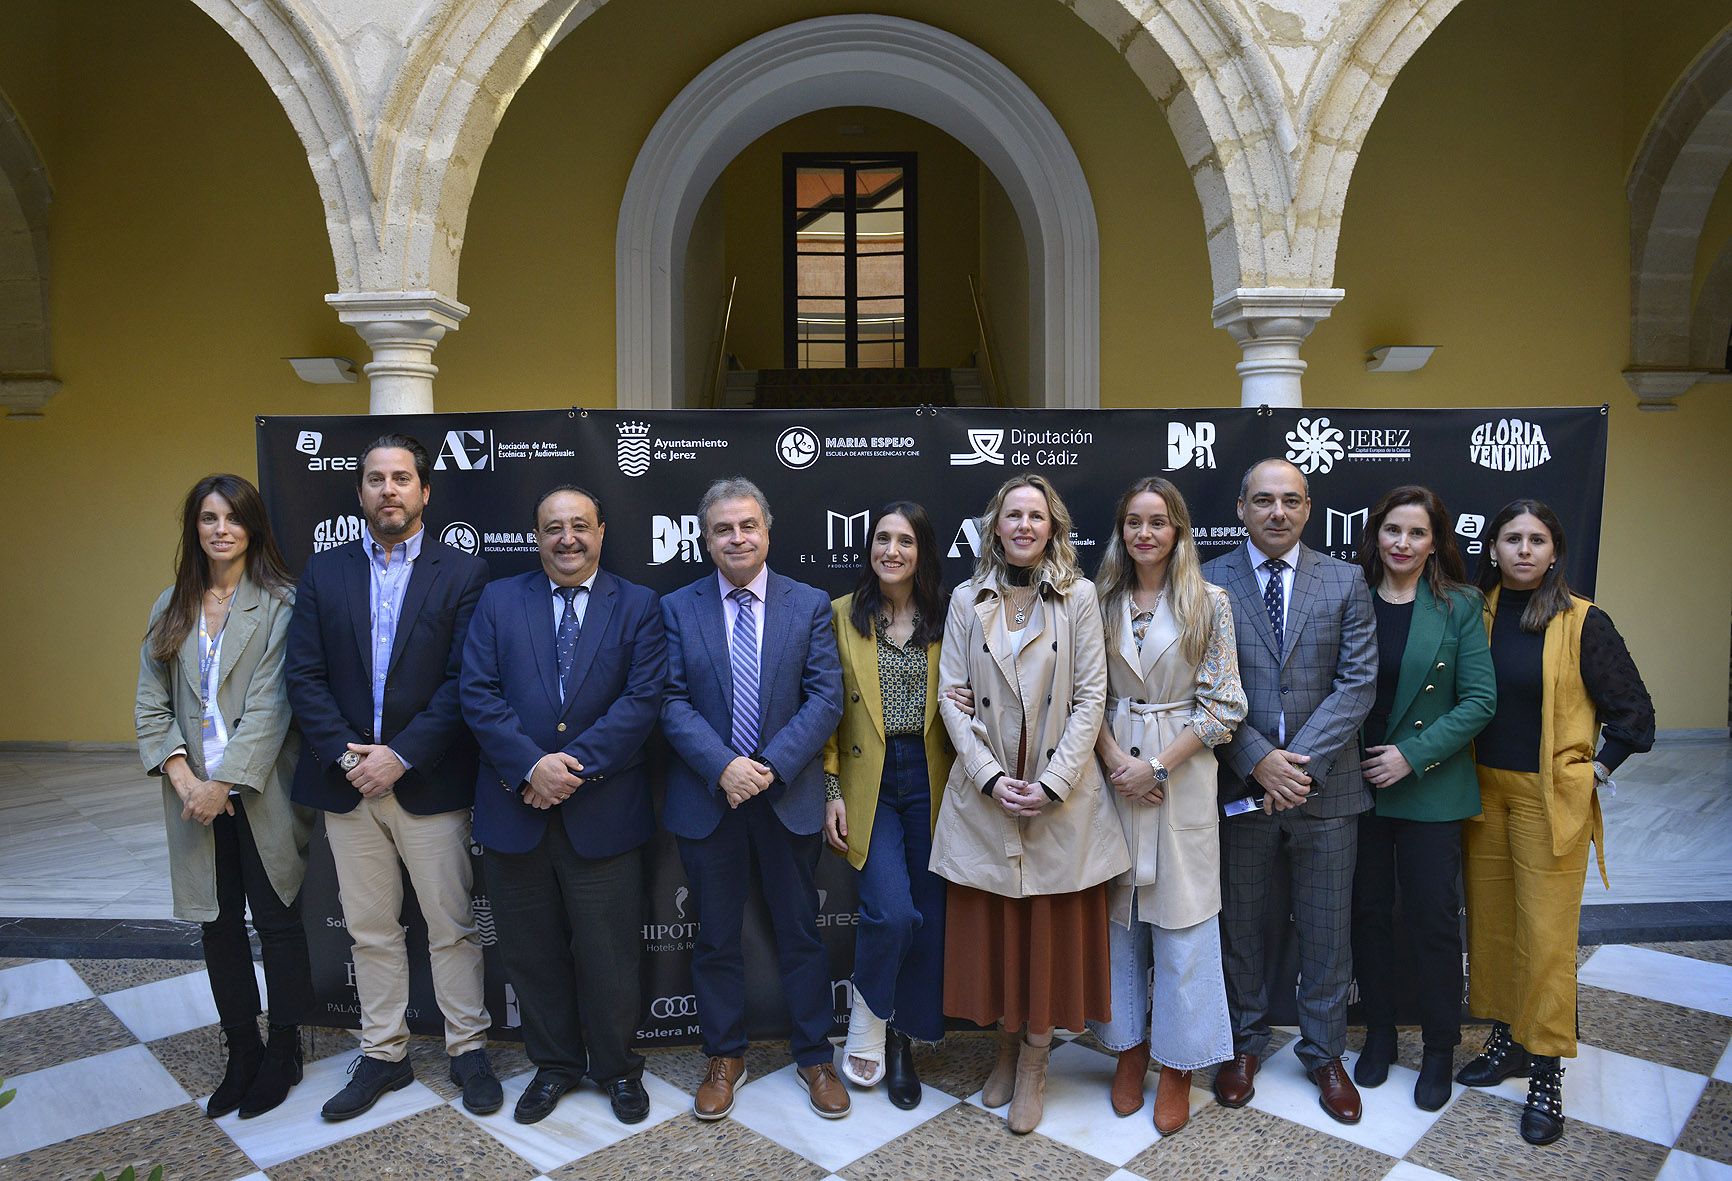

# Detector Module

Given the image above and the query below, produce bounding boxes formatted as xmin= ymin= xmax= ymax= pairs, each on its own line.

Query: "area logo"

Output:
xmin=776 ymin=426 xmax=821 ymax=469
xmin=651 ymin=515 xmax=704 ymax=565
xmin=295 ymin=430 xmax=323 ymax=456
xmin=434 ymin=429 xmax=493 ymax=471
xmin=1469 ymin=419 xmax=1551 ymax=471
xmin=1285 ymin=417 xmax=1346 ymax=475
xmin=440 ymin=521 xmax=481 ymax=555
xmin=617 ymin=422 xmax=651 ymax=477
xmin=1455 ymin=512 xmax=1487 ymax=555
xmin=1164 ymin=422 xmax=1217 ymax=470
xmin=949 ymin=428 xmax=1005 ymax=466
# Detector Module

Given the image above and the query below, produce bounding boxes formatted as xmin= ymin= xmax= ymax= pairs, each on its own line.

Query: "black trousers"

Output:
xmin=202 ymin=798 xmax=314 ymax=1029
xmin=1350 ymin=812 xmax=1464 ymax=1048
xmin=484 ymin=824 xmax=645 ymax=1085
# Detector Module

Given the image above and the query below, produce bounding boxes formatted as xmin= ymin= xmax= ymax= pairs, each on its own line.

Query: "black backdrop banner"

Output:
xmin=257 ymin=405 xmax=1608 ymax=1042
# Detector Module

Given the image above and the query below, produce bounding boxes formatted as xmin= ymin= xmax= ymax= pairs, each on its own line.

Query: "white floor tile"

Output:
xmin=1382 ymin=1163 xmax=1465 ymax=1181
xmin=1244 ymin=1040 xmax=1450 ymax=1158
xmin=214 ymin=1050 xmax=443 ymax=1168
xmin=1580 ymin=946 xmax=1732 ymax=1017
xmin=1488 ymin=1042 xmax=1707 ymax=1145
xmin=731 ymin=1059 xmax=957 ymax=1172
xmin=100 ymin=963 xmax=266 ymax=1041
xmin=229 ymin=1173 xmax=270 ymax=1181
xmin=1658 ymin=1151 xmax=1732 ymax=1180
xmin=0 ymin=959 xmax=94 ymax=1019
xmin=0 ymin=1045 xmax=188 ymax=1157
xmin=1104 ymin=1171 xmax=1151 ymax=1181
xmin=452 ymin=1067 xmax=687 ymax=1172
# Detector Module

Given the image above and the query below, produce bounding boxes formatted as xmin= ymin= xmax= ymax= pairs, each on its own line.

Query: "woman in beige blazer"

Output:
xmin=930 ymin=473 xmax=1130 ymax=1134
xmin=821 ymin=502 xmax=955 ymax=1109
xmin=135 ymin=474 xmax=314 ymax=1121
xmin=1085 ymin=478 xmax=1245 ymax=1135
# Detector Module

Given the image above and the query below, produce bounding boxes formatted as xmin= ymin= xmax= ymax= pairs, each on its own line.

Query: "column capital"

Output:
xmin=1620 ymin=366 xmax=1730 ymax=411
xmin=325 ymin=290 xmax=470 ymax=415
xmin=0 ymin=376 xmax=61 ymax=420
xmin=1211 ymin=287 xmax=1345 ymax=408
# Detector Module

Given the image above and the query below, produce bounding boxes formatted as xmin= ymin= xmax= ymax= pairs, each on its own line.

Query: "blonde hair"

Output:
xmin=971 ymin=473 xmax=1083 ymax=592
xmin=1094 ymin=477 xmax=1211 ymax=666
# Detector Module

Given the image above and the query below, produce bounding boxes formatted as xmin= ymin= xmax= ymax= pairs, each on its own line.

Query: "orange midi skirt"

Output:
xmin=942 ymin=881 xmax=1112 ymax=1033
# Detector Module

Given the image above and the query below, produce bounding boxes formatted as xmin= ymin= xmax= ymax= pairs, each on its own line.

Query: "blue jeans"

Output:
xmin=1088 ymin=907 xmax=1233 ymax=1071
xmin=852 ymin=735 xmax=946 ymax=1042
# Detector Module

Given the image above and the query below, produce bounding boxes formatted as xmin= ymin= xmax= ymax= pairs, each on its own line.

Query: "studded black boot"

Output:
xmin=1520 ymin=1056 xmax=1565 ymax=1145
xmin=1455 ymin=1021 xmax=1531 ymax=1087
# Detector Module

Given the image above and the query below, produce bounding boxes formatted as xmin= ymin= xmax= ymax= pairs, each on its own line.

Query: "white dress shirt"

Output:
xmin=716 ymin=565 xmax=769 ymax=666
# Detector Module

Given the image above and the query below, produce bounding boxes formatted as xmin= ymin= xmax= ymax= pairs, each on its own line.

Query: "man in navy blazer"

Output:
xmin=460 ymin=484 xmax=666 ymax=1127
xmin=660 ymin=477 xmax=848 ymax=1121
xmin=285 ymin=433 xmax=500 ymax=1121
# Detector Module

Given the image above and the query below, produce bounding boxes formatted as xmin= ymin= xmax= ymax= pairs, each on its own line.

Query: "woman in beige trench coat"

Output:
xmin=1084 ymin=478 xmax=1245 ymax=1136
xmin=929 ymin=473 xmax=1130 ymax=1134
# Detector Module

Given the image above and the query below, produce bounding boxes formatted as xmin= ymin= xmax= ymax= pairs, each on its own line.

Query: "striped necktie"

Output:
xmin=728 ymin=587 xmax=760 ymax=755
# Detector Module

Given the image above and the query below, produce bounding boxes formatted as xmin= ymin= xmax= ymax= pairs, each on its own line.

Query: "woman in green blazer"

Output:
xmin=821 ymin=501 xmax=955 ymax=1110
xmin=135 ymin=474 xmax=314 ymax=1121
xmin=1347 ymin=486 xmax=1496 ymax=1111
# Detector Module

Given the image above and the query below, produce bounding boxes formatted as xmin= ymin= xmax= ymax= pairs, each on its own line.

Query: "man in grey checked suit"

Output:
xmin=1202 ymin=457 xmax=1376 ymax=1125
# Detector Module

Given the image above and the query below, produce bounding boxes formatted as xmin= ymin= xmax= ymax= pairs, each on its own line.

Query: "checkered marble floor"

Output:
xmin=3 ymin=944 xmax=1732 ymax=1179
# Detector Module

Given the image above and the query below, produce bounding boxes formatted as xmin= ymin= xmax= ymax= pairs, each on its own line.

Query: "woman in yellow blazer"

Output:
xmin=1456 ymin=498 xmax=1654 ymax=1147
xmin=135 ymin=474 xmax=314 ymax=1121
xmin=822 ymin=501 xmax=954 ymax=1110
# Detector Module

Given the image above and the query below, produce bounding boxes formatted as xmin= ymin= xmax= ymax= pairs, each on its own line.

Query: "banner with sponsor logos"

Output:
xmin=258 ymin=405 xmax=1607 ymax=1042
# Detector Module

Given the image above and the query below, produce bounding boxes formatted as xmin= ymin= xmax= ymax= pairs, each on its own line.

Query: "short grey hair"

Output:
xmin=1237 ymin=457 xmax=1309 ymax=501
xmin=698 ymin=476 xmax=773 ymax=532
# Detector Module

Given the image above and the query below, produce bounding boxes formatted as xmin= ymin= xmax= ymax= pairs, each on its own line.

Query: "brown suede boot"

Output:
xmin=1007 ymin=1039 xmax=1051 ymax=1134
xmin=1153 ymin=1065 xmax=1194 ymax=1134
xmin=1111 ymin=1042 xmax=1151 ymax=1116
xmin=981 ymin=1029 xmax=1019 ymax=1108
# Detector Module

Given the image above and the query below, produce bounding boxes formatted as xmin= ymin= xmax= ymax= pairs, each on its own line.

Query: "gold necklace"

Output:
xmin=208 ymin=586 xmax=236 ymax=605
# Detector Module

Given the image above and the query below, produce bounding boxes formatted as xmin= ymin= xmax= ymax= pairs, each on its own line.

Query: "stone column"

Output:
xmin=1620 ymin=367 xmax=1726 ymax=411
xmin=326 ymin=291 xmax=469 ymax=415
xmin=1211 ymin=288 xmax=1345 ymax=408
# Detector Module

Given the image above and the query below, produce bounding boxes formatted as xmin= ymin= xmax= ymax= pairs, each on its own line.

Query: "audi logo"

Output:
xmin=650 ymin=995 xmax=699 ymax=1019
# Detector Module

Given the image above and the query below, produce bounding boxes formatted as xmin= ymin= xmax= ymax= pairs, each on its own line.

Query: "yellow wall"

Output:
xmin=977 ymin=162 xmax=1030 ymax=406
xmin=2 ymin=0 xmax=1729 ymax=739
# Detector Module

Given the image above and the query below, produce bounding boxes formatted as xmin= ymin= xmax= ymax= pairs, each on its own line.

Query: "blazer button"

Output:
xmin=851 ymin=745 xmax=862 ymax=757
xmin=982 ymin=697 xmax=991 ymax=708
xmin=983 ymin=642 xmax=990 ymax=653
xmin=557 ymin=722 xmax=567 ymax=732
xmin=1045 ymin=748 xmax=1055 ymax=759
xmin=1435 ymin=661 xmax=1446 ymax=669
xmin=1424 ymin=684 xmax=1435 ymax=692
xmin=1135 ymin=698 xmax=1146 ymax=705
xmin=850 ymin=692 xmax=860 ymax=702
xmin=1051 ymin=640 xmax=1058 ymax=651
xmin=1413 ymin=720 xmax=1424 ymax=729
xmin=1130 ymin=746 xmax=1141 ymax=757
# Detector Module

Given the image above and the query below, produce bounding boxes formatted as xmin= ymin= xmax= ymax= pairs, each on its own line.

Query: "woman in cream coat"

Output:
xmin=931 ymin=473 xmax=1130 ymax=1135
xmin=1086 ymin=478 xmax=1245 ymax=1135
xmin=135 ymin=474 xmax=314 ymax=1121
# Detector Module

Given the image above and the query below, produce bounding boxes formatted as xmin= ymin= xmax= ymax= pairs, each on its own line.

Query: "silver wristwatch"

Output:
xmin=337 ymin=751 xmax=362 ymax=772
xmin=1149 ymin=757 xmax=1169 ymax=785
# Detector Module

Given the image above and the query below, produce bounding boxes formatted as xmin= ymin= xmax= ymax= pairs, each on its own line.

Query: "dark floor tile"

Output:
xmin=1677 ymin=1078 xmax=1732 ymax=1166
xmin=550 ymin=1109 xmax=827 ymax=1181
xmin=912 ymin=1030 xmax=1000 ymax=1100
xmin=1578 ymin=984 xmax=1732 ymax=1076
xmin=0 ymin=957 xmax=37 ymax=971
xmin=1407 ymin=1087 xmax=1667 ymax=1180
xmin=1636 ymin=940 xmax=1732 ymax=968
xmin=68 ymin=956 xmax=202 ymax=995
xmin=406 ymin=1034 xmax=533 ymax=1101
xmin=0 ymin=1102 xmax=251 ymax=1181
xmin=1123 ymin=1101 xmax=1395 ymax=1180
xmin=268 ymin=1102 xmax=540 ymax=1180
xmin=843 ymin=1101 xmax=1114 ymax=1181
xmin=640 ymin=1040 xmax=793 ymax=1095
xmin=0 ymin=997 xmax=136 ymax=1075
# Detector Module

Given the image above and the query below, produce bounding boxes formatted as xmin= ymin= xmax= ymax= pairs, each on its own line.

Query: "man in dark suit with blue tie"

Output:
xmin=460 ymin=484 xmax=666 ymax=1126
xmin=285 ymin=433 xmax=501 ymax=1121
xmin=659 ymin=476 xmax=848 ymax=1122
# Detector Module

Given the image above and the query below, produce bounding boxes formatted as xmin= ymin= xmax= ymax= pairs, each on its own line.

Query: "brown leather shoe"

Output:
xmin=1307 ymin=1058 xmax=1363 ymax=1125
xmin=693 ymin=1056 xmax=746 ymax=1120
xmin=1212 ymin=1052 xmax=1259 ymax=1108
xmin=797 ymin=1062 xmax=851 ymax=1119
xmin=1111 ymin=1042 xmax=1151 ymax=1116
xmin=1154 ymin=1066 xmax=1193 ymax=1134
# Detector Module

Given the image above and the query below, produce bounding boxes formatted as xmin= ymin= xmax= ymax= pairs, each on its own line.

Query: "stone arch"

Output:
xmin=1691 ymin=239 xmax=1732 ymax=370
xmin=1625 ymin=20 xmax=1732 ymax=406
xmin=0 ymin=89 xmax=57 ymax=417
xmin=614 ymin=14 xmax=1100 ymax=409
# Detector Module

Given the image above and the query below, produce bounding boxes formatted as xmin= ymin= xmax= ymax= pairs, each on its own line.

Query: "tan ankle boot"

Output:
xmin=981 ymin=1030 xmax=1019 ymax=1107
xmin=1007 ymin=1039 xmax=1051 ymax=1134
xmin=1111 ymin=1041 xmax=1150 ymax=1116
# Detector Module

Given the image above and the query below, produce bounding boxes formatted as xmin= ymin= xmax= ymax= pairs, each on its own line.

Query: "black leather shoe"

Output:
xmin=606 ymin=1077 xmax=651 ymax=1124
xmin=450 ymin=1048 xmax=503 ymax=1115
xmin=321 ymin=1055 xmax=414 ymax=1121
xmin=1456 ymin=1021 xmax=1531 ymax=1088
xmin=1353 ymin=1025 xmax=1396 ymax=1088
xmin=885 ymin=1029 xmax=921 ymax=1110
xmin=514 ymin=1073 xmax=573 ymax=1124
xmin=206 ymin=1025 xmax=263 ymax=1118
xmin=1520 ymin=1056 xmax=1565 ymax=1145
xmin=1414 ymin=1048 xmax=1454 ymax=1111
xmin=238 ymin=1025 xmax=303 ymax=1118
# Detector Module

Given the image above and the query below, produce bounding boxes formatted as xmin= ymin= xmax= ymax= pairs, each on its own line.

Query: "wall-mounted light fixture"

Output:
xmin=1365 ymin=346 xmax=1435 ymax=373
xmin=286 ymin=356 xmax=359 ymax=384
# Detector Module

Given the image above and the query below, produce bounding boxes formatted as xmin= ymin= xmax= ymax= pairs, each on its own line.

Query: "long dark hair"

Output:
xmin=1356 ymin=485 xmax=1469 ymax=609
xmin=848 ymin=501 xmax=945 ymax=647
xmin=148 ymin=474 xmax=293 ymax=663
xmin=1475 ymin=497 xmax=1573 ymax=633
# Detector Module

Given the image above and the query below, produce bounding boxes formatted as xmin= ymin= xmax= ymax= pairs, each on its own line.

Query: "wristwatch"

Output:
xmin=337 ymin=751 xmax=362 ymax=772
xmin=1148 ymin=757 xmax=1169 ymax=785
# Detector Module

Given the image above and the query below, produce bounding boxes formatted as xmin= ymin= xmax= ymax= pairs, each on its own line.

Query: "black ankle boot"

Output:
xmin=1521 ymin=1056 xmax=1565 ymax=1145
xmin=207 ymin=1024 xmax=264 ymax=1118
xmin=1353 ymin=1025 xmax=1397 ymax=1088
xmin=238 ymin=1025 xmax=303 ymax=1119
xmin=885 ymin=1029 xmax=921 ymax=1110
xmin=1414 ymin=1047 xmax=1454 ymax=1111
xmin=1455 ymin=1022 xmax=1531 ymax=1087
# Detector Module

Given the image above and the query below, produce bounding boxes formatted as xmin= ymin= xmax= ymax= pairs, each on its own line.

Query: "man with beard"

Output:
xmin=286 ymin=432 xmax=500 ymax=1121
xmin=460 ymin=485 xmax=666 ymax=1125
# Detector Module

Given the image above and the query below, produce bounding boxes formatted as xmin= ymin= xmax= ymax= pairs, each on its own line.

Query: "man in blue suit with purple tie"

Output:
xmin=460 ymin=484 xmax=666 ymax=1126
xmin=659 ymin=477 xmax=848 ymax=1122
